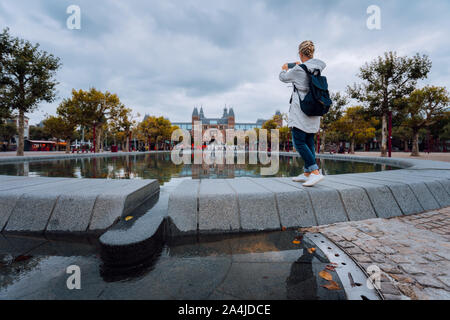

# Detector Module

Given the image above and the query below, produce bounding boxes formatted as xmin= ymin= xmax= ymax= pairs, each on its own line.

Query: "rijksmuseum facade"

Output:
xmin=172 ymin=107 xmax=282 ymax=137
xmin=172 ymin=107 xmax=282 ymax=179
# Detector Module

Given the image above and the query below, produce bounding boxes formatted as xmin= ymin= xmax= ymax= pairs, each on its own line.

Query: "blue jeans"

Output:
xmin=291 ymin=127 xmax=319 ymax=173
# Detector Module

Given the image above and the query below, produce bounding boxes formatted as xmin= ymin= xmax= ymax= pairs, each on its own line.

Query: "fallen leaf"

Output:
xmin=292 ymin=240 xmax=301 ymax=245
xmin=307 ymin=248 xmax=316 ymax=254
xmin=329 ymin=262 xmax=339 ymax=267
xmin=321 ymin=280 xmax=341 ymax=291
xmin=319 ymin=270 xmax=333 ymax=281
xmin=125 ymin=216 xmax=134 ymax=221
xmin=325 ymin=265 xmax=336 ymax=271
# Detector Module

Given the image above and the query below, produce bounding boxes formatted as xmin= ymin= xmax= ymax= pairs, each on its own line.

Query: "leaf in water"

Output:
xmin=125 ymin=216 xmax=134 ymax=222
xmin=319 ymin=270 xmax=333 ymax=281
xmin=321 ymin=280 xmax=341 ymax=291
xmin=14 ymin=255 xmax=32 ymax=263
xmin=307 ymin=247 xmax=316 ymax=254
xmin=292 ymin=240 xmax=301 ymax=245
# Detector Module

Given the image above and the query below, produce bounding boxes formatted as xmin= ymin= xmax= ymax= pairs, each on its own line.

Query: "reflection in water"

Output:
xmin=0 ymin=230 xmax=348 ymax=300
xmin=0 ymin=153 xmax=397 ymax=185
xmin=286 ymin=251 xmax=316 ymax=299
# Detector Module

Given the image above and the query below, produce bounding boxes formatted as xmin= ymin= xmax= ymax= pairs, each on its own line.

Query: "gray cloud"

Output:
xmin=0 ymin=0 xmax=448 ymax=125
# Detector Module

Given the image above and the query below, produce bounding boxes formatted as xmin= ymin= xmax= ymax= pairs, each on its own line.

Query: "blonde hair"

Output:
xmin=299 ymin=40 xmax=315 ymax=59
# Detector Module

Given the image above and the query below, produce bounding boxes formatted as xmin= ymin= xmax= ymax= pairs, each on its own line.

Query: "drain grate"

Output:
xmin=306 ymin=233 xmax=382 ymax=300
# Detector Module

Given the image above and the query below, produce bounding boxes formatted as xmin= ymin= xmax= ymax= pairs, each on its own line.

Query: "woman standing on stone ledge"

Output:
xmin=279 ymin=40 xmax=325 ymax=187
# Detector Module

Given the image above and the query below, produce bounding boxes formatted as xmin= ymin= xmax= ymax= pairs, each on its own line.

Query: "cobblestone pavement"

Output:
xmin=301 ymin=207 xmax=450 ymax=300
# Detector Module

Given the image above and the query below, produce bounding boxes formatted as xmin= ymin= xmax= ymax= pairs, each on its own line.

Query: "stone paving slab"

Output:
xmin=325 ymin=175 xmax=403 ymax=219
xmin=167 ymin=179 xmax=200 ymax=235
xmin=89 ymin=179 xmax=159 ymax=232
xmin=0 ymin=176 xmax=159 ymax=234
xmin=0 ymin=177 xmax=69 ymax=192
xmin=355 ymin=172 xmax=441 ymax=211
xmin=226 ymin=178 xmax=280 ymax=231
xmin=256 ymin=178 xmax=317 ymax=228
xmin=4 ymin=179 xmax=92 ymax=233
xmin=336 ymin=175 xmax=424 ymax=215
xmin=0 ymin=178 xmax=77 ymax=231
xmin=317 ymin=180 xmax=378 ymax=221
xmin=304 ymin=185 xmax=349 ymax=225
xmin=47 ymin=179 xmax=112 ymax=233
xmin=199 ymin=179 xmax=240 ymax=232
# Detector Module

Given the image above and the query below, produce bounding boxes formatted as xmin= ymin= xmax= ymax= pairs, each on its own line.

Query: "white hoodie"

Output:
xmin=279 ymin=58 xmax=326 ymax=133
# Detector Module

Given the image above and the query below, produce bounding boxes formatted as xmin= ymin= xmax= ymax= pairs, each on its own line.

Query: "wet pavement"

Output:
xmin=0 ymin=231 xmax=347 ymax=300
xmin=302 ymin=207 xmax=450 ymax=300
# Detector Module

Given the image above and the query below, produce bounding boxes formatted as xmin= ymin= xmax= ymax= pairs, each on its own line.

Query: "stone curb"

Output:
xmin=1 ymin=151 xmax=449 ymax=237
xmin=0 ymin=176 xmax=159 ymax=235
xmin=167 ymin=153 xmax=450 ymax=235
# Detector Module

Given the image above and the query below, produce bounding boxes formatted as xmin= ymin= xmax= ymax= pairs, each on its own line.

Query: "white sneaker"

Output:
xmin=292 ymin=173 xmax=310 ymax=182
xmin=302 ymin=173 xmax=324 ymax=187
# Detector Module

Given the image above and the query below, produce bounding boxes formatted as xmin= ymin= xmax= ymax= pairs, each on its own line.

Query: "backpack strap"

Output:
xmin=300 ymin=64 xmax=321 ymax=76
xmin=293 ymin=64 xmax=311 ymax=92
xmin=299 ymin=64 xmax=309 ymax=74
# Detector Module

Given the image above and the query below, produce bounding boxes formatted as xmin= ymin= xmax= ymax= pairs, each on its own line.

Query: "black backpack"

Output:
xmin=291 ymin=64 xmax=332 ymax=117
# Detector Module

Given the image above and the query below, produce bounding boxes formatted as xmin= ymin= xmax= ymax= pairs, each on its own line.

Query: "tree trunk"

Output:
xmin=17 ymin=110 xmax=25 ymax=156
xmin=95 ymin=126 xmax=102 ymax=153
xmin=380 ymin=113 xmax=388 ymax=157
xmin=411 ymin=131 xmax=420 ymax=156
xmin=350 ymin=139 xmax=355 ymax=154
xmin=320 ymin=131 xmax=326 ymax=154
xmin=125 ymin=131 xmax=130 ymax=152
xmin=66 ymin=139 xmax=71 ymax=154
xmin=404 ymin=140 xmax=408 ymax=152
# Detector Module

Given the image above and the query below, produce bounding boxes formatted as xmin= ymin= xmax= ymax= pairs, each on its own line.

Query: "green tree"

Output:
xmin=43 ymin=116 xmax=76 ymax=153
xmin=279 ymin=126 xmax=290 ymax=151
xmin=56 ymin=96 xmax=84 ymax=152
xmin=401 ymin=86 xmax=449 ymax=156
xmin=137 ymin=116 xmax=174 ymax=150
xmin=262 ymin=119 xmax=279 ymax=130
xmin=392 ymin=126 xmax=413 ymax=152
xmin=29 ymin=125 xmax=51 ymax=140
xmin=262 ymin=115 xmax=283 ymax=146
xmin=348 ymin=51 xmax=431 ymax=157
xmin=333 ymin=106 xmax=379 ymax=154
xmin=320 ymin=92 xmax=347 ymax=153
xmin=109 ymin=105 xmax=139 ymax=151
xmin=0 ymin=122 xmax=17 ymax=151
xmin=0 ymin=28 xmax=61 ymax=156
xmin=435 ymin=111 xmax=450 ymax=143
xmin=63 ymin=88 xmax=122 ymax=152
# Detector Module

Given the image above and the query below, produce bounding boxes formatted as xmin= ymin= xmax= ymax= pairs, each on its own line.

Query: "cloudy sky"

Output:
xmin=1 ymin=0 xmax=449 ymax=125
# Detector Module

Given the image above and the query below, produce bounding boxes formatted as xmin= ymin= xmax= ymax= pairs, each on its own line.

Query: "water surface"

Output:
xmin=0 ymin=153 xmax=397 ymax=185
